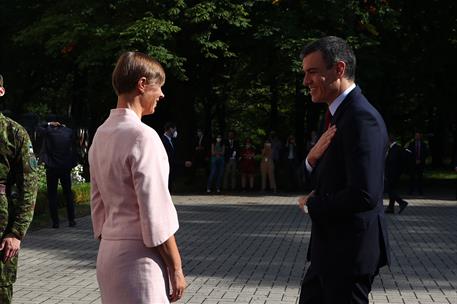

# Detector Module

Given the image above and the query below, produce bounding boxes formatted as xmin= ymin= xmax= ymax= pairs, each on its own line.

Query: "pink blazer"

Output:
xmin=89 ymin=108 xmax=179 ymax=247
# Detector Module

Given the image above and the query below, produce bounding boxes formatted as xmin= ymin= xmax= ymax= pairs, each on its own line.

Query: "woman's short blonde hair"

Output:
xmin=112 ymin=51 xmax=165 ymax=95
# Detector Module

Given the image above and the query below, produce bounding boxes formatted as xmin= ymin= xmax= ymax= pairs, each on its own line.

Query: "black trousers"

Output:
xmin=409 ymin=164 xmax=424 ymax=194
xmin=386 ymin=178 xmax=407 ymax=209
xmin=46 ymin=167 xmax=75 ymax=225
xmin=299 ymin=266 xmax=375 ymax=304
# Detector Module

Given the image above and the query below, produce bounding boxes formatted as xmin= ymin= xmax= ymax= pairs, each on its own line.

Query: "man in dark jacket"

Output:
xmin=406 ymin=132 xmax=428 ymax=195
xmin=161 ymin=122 xmax=191 ymax=192
xmin=298 ymin=36 xmax=389 ymax=303
xmin=385 ymin=135 xmax=408 ymax=214
xmin=37 ymin=116 xmax=77 ymax=228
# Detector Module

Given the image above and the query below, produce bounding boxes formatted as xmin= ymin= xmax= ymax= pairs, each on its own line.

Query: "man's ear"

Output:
xmin=0 ymin=87 xmax=5 ymax=97
xmin=335 ymin=61 xmax=346 ymax=78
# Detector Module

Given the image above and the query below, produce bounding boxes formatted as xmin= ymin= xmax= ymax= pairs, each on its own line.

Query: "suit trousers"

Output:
xmin=299 ymin=266 xmax=375 ymax=304
xmin=386 ymin=177 xmax=407 ymax=209
xmin=46 ymin=167 xmax=75 ymax=225
xmin=223 ymin=159 xmax=237 ymax=190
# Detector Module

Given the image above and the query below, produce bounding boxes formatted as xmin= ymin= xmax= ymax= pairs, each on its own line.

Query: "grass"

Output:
xmin=30 ymin=201 xmax=91 ymax=230
xmin=424 ymin=168 xmax=457 ymax=180
xmin=29 ymin=183 xmax=91 ymax=230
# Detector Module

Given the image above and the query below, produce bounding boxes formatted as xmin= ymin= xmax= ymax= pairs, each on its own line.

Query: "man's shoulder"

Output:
xmin=0 ymin=114 xmax=29 ymax=140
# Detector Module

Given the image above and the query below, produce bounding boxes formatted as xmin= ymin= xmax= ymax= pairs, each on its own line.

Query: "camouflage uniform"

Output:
xmin=0 ymin=112 xmax=38 ymax=303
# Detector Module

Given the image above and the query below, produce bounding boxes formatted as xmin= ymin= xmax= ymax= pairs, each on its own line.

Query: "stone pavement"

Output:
xmin=14 ymin=195 xmax=457 ymax=304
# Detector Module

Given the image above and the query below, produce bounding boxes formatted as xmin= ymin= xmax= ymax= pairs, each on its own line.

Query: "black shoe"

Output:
xmin=52 ymin=223 xmax=60 ymax=229
xmin=399 ymin=202 xmax=408 ymax=214
xmin=69 ymin=220 xmax=77 ymax=227
xmin=384 ymin=208 xmax=394 ymax=214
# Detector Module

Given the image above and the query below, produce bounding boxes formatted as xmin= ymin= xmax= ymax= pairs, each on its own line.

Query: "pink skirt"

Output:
xmin=97 ymin=239 xmax=170 ymax=304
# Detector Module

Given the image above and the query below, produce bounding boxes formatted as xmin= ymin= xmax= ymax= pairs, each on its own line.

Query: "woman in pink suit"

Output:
xmin=89 ymin=52 xmax=186 ymax=303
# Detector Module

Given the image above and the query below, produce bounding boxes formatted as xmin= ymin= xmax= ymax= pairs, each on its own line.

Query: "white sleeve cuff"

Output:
xmin=305 ymin=158 xmax=313 ymax=173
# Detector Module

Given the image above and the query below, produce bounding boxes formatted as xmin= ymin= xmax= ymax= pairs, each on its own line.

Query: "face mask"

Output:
xmin=216 ymin=138 xmax=222 ymax=142
xmin=173 ymin=130 xmax=178 ymax=138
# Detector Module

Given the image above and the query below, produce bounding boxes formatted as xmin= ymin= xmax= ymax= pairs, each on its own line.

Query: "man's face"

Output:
xmin=302 ymin=51 xmax=339 ymax=104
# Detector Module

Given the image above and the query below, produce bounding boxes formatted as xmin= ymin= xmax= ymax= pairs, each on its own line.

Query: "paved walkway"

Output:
xmin=14 ymin=195 xmax=457 ymax=304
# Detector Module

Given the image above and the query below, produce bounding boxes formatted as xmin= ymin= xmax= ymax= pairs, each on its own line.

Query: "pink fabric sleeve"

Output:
xmin=90 ymin=173 xmax=105 ymax=240
xmin=130 ymin=131 xmax=179 ymax=247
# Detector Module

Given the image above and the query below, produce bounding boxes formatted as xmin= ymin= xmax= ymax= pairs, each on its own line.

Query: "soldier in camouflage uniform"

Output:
xmin=0 ymin=74 xmax=38 ymax=303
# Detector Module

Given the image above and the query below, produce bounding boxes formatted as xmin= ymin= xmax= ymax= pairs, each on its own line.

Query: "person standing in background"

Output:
xmin=260 ymin=140 xmax=276 ymax=193
xmin=37 ymin=115 xmax=78 ymax=228
xmin=207 ymin=135 xmax=225 ymax=193
xmin=285 ymin=135 xmax=299 ymax=191
xmin=384 ymin=135 xmax=409 ymax=214
xmin=239 ymin=138 xmax=256 ymax=192
xmin=223 ymin=130 xmax=239 ymax=191
xmin=161 ymin=122 xmax=191 ymax=192
xmin=406 ymin=132 xmax=428 ymax=195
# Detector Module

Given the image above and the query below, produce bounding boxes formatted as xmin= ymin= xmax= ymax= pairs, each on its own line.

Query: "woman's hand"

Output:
xmin=169 ymin=268 xmax=186 ymax=302
xmin=157 ymin=235 xmax=186 ymax=302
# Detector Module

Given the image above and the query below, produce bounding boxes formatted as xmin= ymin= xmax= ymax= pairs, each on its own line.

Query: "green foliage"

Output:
xmin=34 ymin=182 xmax=90 ymax=216
xmin=1 ymin=0 xmax=455 ymax=165
xmin=72 ymin=183 xmax=91 ymax=204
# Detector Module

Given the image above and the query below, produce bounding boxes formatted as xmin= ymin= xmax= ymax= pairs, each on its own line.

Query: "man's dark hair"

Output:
xmin=300 ymin=36 xmax=356 ymax=80
xmin=164 ymin=122 xmax=176 ymax=131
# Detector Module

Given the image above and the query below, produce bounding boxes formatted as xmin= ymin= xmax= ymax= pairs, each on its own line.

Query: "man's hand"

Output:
xmin=298 ymin=190 xmax=315 ymax=213
xmin=169 ymin=269 xmax=187 ymax=302
xmin=0 ymin=236 xmax=21 ymax=263
xmin=307 ymin=125 xmax=337 ymax=168
xmin=48 ymin=121 xmax=61 ymax=127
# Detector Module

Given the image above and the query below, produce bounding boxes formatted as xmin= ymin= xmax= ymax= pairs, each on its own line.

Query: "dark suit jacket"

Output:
xmin=224 ymin=139 xmax=239 ymax=162
xmin=161 ymin=134 xmax=176 ymax=169
xmin=306 ymin=86 xmax=390 ymax=276
xmin=37 ymin=124 xmax=77 ymax=169
xmin=385 ymin=142 xmax=404 ymax=182
xmin=407 ymin=140 xmax=428 ymax=166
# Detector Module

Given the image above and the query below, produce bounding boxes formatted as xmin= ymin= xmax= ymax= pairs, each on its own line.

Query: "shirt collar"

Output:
xmin=328 ymin=83 xmax=356 ymax=116
xmin=110 ymin=108 xmax=141 ymax=121
xmin=164 ymin=133 xmax=172 ymax=141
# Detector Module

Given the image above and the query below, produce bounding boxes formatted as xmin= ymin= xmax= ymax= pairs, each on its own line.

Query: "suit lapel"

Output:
xmin=314 ymin=86 xmax=361 ymax=188
xmin=331 ymin=86 xmax=360 ymax=125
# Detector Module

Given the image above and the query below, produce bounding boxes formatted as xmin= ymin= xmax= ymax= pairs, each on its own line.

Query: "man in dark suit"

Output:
xmin=406 ymin=132 xmax=428 ymax=195
xmin=385 ymin=135 xmax=408 ymax=214
xmin=298 ymin=36 xmax=390 ymax=303
xmin=37 ymin=115 xmax=77 ymax=228
xmin=161 ymin=122 xmax=191 ymax=191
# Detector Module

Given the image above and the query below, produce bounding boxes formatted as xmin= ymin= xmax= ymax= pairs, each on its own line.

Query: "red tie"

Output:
xmin=325 ymin=110 xmax=332 ymax=130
